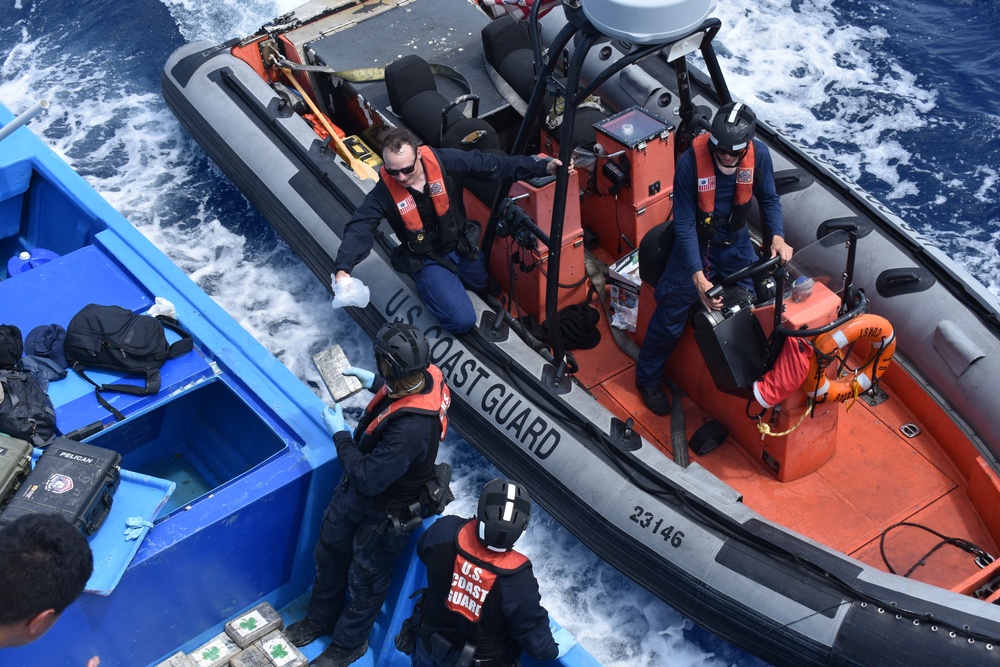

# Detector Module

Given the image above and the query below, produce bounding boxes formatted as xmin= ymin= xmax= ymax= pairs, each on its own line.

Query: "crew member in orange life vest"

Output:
xmin=635 ymin=102 xmax=794 ymax=415
xmin=332 ymin=127 xmax=569 ymax=335
xmin=286 ymin=322 xmax=452 ymax=667
xmin=407 ymin=479 xmax=558 ymax=667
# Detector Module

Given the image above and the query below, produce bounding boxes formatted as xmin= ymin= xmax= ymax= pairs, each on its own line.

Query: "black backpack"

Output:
xmin=0 ymin=370 xmax=57 ymax=447
xmin=0 ymin=324 xmax=23 ymax=369
xmin=64 ymin=304 xmax=194 ymax=420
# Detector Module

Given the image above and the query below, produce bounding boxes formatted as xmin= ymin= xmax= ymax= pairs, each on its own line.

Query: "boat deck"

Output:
xmin=573 ymin=265 xmax=997 ymax=591
xmin=0 ymin=101 xmax=335 ymax=666
xmin=294 ymin=0 xmax=509 ymax=119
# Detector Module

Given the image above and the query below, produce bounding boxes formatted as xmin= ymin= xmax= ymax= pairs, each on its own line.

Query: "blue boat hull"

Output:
xmin=0 ymin=101 xmax=336 ymax=667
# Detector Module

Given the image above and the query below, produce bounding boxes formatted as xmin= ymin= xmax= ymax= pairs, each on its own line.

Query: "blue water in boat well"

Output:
xmin=91 ymin=378 xmax=290 ymax=516
xmin=3 ymin=0 xmax=998 ymax=664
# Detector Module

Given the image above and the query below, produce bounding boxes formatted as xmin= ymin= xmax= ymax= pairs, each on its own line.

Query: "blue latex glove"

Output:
xmin=343 ymin=365 xmax=376 ymax=390
xmin=123 ymin=517 xmax=154 ymax=541
xmin=551 ymin=623 xmax=576 ymax=659
xmin=322 ymin=403 xmax=347 ymax=436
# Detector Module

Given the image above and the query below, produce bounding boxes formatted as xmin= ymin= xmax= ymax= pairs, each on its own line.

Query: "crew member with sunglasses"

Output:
xmin=635 ymin=102 xmax=793 ymax=415
xmin=333 ymin=127 xmax=568 ymax=334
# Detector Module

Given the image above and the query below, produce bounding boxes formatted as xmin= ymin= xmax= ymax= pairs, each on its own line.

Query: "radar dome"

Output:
xmin=581 ymin=0 xmax=717 ymax=44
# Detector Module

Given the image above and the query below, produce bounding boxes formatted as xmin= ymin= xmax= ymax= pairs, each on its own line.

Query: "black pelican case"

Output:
xmin=0 ymin=434 xmax=33 ymax=509
xmin=0 ymin=438 xmax=121 ymax=535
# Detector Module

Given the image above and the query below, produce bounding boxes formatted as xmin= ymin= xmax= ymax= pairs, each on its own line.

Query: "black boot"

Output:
xmin=310 ymin=640 xmax=368 ymax=667
xmin=636 ymin=381 xmax=671 ymax=415
xmin=284 ymin=617 xmax=333 ymax=647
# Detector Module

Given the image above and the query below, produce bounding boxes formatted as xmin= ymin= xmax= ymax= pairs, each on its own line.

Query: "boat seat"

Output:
xmin=481 ymin=15 xmax=605 ymax=152
xmin=637 ymin=221 xmax=673 ymax=287
xmin=481 ymin=14 xmax=538 ymax=108
xmin=385 ymin=55 xmax=499 ymax=151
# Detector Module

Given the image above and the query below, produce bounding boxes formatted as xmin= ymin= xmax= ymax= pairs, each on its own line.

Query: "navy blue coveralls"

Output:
xmin=412 ymin=515 xmax=558 ymax=667
xmin=307 ymin=372 xmax=442 ymax=651
xmin=635 ymin=139 xmax=784 ymax=388
xmin=334 ymin=149 xmax=553 ymax=334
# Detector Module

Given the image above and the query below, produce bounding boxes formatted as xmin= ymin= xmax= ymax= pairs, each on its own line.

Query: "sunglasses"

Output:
xmin=713 ymin=145 xmax=747 ymax=159
xmin=385 ymin=156 xmax=418 ymax=177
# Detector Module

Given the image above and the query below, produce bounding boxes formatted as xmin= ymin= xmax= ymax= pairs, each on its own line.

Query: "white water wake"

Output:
xmin=5 ymin=0 xmax=997 ymax=664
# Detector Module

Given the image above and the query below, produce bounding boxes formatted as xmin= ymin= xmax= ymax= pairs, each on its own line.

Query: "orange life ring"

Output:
xmin=802 ymin=314 xmax=896 ymax=403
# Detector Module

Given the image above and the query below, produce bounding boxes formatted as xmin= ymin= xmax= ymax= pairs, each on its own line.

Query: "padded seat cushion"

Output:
xmin=385 ymin=55 xmax=438 ymax=114
xmin=442 ymin=117 xmax=500 ymax=151
xmin=400 ymin=91 xmax=465 ymax=147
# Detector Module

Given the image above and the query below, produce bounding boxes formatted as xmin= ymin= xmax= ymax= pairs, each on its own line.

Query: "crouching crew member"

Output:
xmin=401 ymin=478 xmax=558 ymax=667
xmin=286 ymin=322 xmax=453 ymax=667
xmin=333 ymin=127 xmax=568 ymax=335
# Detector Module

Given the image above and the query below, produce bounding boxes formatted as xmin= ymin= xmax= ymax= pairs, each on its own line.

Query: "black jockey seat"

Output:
xmin=481 ymin=14 xmax=538 ymax=108
xmin=481 ymin=15 xmax=607 ymax=152
xmin=638 ymin=220 xmax=767 ymax=399
xmin=638 ymin=220 xmax=674 ymax=287
xmin=384 ymin=55 xmax=499 ymax=152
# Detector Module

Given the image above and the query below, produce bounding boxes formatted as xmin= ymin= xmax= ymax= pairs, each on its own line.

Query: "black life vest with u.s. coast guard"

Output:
xmin=381 ymin=146 xmax=463 ymax=254
xmin=692 ymin=133 xmax=758 ymax=239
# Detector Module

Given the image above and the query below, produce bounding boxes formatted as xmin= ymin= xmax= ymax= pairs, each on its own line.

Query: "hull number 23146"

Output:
xmin=630 ymin=506 xmax=684 ymax=547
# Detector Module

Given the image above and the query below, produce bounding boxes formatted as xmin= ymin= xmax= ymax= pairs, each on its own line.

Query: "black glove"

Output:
xmin=458 ymin=220 xmax=483 ymax=260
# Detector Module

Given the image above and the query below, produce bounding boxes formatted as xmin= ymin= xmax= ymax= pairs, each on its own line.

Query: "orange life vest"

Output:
xmin=380 ymin=146 xmax=459 ymax=253
xmin=446 ymin=520 xmax=529 ymax=622
xmin=692 ymin=133 xmax=756 ymax=236
xmin=358 ymin=365 xmax=450 ymax=450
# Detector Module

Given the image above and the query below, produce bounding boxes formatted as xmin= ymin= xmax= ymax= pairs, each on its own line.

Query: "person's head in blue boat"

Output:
xmin=373 ymin=320 xmax=432 ymax=395
xmin=287 ymin=320 xmax=454 ymax=667
xmin=0 ymin=513 xmax=99 ymax=666
xmin=331 ymin=126 xmax=569 ymax=335
xmin=634 ymin=101 xmax=794 ymax=416
xmin=398 ymin=478 xmax=561 ymax=666
xmin=475 ymin=477 xmax=532 ymax=551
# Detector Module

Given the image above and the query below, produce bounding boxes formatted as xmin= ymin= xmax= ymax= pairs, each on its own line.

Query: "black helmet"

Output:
xmin=373 ymin=321 xmax=429 ymax=381
xmin=477 ymin=479 xmax=531 ymax=551
xmin=710 ymin=102 xmax=756 ymax=153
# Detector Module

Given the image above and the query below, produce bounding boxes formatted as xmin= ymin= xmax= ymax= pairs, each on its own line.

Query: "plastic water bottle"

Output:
xmin=6 ymin=248 xmax=60 ymax=276
xmin=792 ymin=276 xmax=814 ymax=302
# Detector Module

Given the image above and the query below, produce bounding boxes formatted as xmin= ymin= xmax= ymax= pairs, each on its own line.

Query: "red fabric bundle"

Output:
xmin=753 ymin=337 xmax=812 ymax=408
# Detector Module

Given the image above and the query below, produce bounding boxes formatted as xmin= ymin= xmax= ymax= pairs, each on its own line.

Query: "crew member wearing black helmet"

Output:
xmin=286 ymin=321 xmax=453 ymax=667
xmin=635 ymin=102 xmax=794 ymax=414
xmin=399 ymin=478 xmax=559 ymax=667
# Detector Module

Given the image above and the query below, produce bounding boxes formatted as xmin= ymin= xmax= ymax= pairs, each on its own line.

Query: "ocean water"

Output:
xmin=2 ymin=0 xmax=997 ymax=665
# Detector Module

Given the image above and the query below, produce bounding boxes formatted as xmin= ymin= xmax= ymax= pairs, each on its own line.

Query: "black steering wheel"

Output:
xmin=705 ymin=254 xmax=783 ymax=300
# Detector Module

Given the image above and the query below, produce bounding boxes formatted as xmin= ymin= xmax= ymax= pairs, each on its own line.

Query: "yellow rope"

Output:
xmin=756 ymin=400 xmax=813 ymax=438
xmin=845 ymin=374 xmax=861 ymax=412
